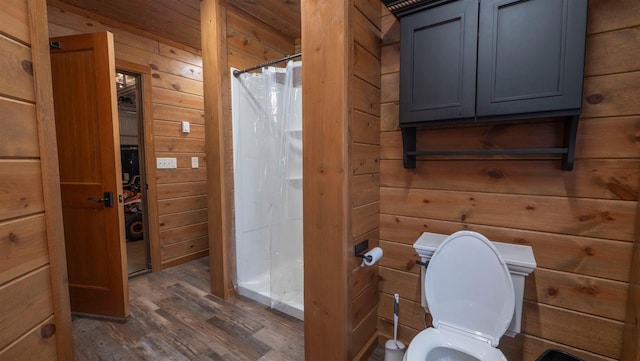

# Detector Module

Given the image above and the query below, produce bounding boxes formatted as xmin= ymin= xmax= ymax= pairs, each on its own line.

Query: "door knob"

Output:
xmin=88 ymin=191 xmax=114 ymax=208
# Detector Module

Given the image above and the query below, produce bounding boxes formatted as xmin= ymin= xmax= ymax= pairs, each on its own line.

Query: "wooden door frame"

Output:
xmin=114 ymin=59 xmax=160 ymax=272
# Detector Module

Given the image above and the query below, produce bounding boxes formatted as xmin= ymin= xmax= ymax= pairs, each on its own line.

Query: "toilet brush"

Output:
xmin=384 ymin=293 xmax=405 ymax=361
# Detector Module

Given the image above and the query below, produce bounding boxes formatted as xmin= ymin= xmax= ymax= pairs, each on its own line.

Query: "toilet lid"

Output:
xmin=425 ymin=231 xmax=515 ymax=347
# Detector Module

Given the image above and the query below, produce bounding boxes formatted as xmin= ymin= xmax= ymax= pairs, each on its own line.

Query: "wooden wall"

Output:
xmin=378 ymin=0 xmax=640 ymax=360
xmin=46 ymin=1 xmax=208 ymax=270
xmin=0 ymin=0 xmax=73 ymax=359
xmin=351 ymin=0 xmax=382 ymax=359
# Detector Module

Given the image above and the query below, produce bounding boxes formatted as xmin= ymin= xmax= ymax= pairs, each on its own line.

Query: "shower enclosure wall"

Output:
xmin=231 ymin=61 xmax=303 ymax=320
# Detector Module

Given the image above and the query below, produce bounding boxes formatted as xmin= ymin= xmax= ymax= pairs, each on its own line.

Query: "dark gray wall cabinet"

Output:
xmin=397 ymin=0 xmax=588 ymax=170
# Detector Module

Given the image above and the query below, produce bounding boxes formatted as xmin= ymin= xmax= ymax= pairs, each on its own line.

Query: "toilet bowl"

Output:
xmin=404 ymin=231 xmax=516 ymax=361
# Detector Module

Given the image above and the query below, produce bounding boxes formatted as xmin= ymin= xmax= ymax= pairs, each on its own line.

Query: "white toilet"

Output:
xmin=404 ymin=231 xmax=533 ymax=361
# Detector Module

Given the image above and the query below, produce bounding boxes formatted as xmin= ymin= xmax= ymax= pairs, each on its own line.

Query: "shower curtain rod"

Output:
xmin=233 ymin=53 xmax=302 ymax=78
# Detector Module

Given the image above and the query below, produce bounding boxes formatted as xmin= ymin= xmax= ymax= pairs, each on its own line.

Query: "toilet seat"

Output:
xmin=406 ymin=328 xmax=507 ymax=361
xmin=405 ymin=231 xmax=515 ymax=361
xmin=425 ymin=230 xmax=515 ymax=347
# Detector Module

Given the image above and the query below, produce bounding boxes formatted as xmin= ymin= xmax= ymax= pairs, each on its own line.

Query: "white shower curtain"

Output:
xmin=231 ymin=61 xmax=303 ymax=319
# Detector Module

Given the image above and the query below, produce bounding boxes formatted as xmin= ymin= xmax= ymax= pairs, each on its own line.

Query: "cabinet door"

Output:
xmin=400 ymin=0 xmax=478 ymax=124
xmin=476 ymin=0 xmax=588 ymax=117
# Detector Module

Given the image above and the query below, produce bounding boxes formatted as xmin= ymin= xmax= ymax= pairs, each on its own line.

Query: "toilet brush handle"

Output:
xmin=394 ymin=295 xmax=399 ymax=315
xmin=393 ymin=293 xmax=400 ymax=343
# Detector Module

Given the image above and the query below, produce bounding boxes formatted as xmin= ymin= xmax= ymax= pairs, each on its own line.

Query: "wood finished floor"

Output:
xmin=73 ymin=257 xmax=385 ymax=361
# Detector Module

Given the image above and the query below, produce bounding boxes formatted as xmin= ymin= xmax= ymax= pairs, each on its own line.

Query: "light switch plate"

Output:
xmin=157 ymin=157 xmax=177 ymax=169
xmin=191 ymin=157 xmax=199 ymax=169
xmin=181 ymin=121 xmax=190 ymax=133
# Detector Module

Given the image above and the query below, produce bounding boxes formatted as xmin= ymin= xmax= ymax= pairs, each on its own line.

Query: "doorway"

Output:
xmin=116 ymin=70 xmax=151 ymax=276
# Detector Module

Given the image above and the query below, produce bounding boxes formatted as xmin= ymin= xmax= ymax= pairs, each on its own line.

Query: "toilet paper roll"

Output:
xmin=363 ymin=247 xmax=383 ymax=266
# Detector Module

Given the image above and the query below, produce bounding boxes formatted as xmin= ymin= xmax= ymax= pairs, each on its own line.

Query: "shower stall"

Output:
xmin=231 ymin=60 xmax=303 ymax=320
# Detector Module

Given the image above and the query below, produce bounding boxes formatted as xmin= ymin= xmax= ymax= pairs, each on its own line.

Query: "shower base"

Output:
xmin=237 ymin=284 xmax=304 ymax=321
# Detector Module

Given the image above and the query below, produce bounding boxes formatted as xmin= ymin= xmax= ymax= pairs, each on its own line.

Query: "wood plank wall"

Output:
xmin=378 ymin=1 xmax=640 ymax=360
xmin=46 ymin=2 xmax=208 ymax=270
xmin=351 ymin=0 xmax=382 ymax=359
xmin=0 ymin=0 xmax=73 ymax=359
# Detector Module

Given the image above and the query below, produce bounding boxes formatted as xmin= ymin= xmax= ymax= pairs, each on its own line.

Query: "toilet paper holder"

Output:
xmin=355 ymin=240 xmax=384 ymax=267
xmin=354 ymin=239 xmax=371 ymax=261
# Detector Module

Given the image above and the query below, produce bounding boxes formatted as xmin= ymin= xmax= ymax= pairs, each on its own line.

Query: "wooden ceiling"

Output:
xmin=221 ymin=0 xmax=301 ymax=41
xmin=51 ymin=0 xmax=301 ymax=50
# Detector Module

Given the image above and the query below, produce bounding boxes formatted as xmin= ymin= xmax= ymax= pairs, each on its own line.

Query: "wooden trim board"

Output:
xmin=28 ymin=0 xmax=73 ymax=358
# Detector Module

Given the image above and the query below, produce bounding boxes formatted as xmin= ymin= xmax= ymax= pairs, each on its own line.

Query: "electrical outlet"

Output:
xmin=191 ymin=157 xmax=199 ymax=169
xmin=181 ymin=121 xmax=190 ymax=134
xmin=156 ymin=157 xmax=177 ymax=169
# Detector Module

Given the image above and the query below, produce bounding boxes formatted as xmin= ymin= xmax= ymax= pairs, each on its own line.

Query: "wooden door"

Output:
xmin=50 ymin=32 xmax=129 ymax=318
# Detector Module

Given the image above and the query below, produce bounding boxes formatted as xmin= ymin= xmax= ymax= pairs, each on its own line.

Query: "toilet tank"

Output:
xmin=413 ymin=232 xmax=536 ymax=337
